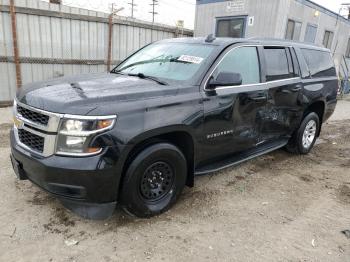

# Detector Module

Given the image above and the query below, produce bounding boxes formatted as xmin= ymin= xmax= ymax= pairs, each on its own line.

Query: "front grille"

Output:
xmin=18 ymin=129 xmax=45 ymax=153
xmin=17 ymin=105 xmax=49 ymax=126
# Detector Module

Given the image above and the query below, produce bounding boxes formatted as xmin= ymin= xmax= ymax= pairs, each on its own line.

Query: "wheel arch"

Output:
xmin=303 ymin=100 xmax=325 ymax=137
xmin=118 ymin=126 xmax=196 ymax=198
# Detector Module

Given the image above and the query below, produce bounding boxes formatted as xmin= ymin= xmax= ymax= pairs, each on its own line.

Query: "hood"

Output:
xmin=17 ymin=73 xmax=179 ymax=115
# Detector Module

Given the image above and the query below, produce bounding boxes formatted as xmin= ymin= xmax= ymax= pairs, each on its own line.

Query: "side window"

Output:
xmin=301 ymin=49 xmax=336 ymax=78
xmin=304 ymin=24 xmax=317 ymax=43
xmin=289 ymin=48 xmax=300 ymax=77
xmin=216 ymin=17 xmax=246 ymax=38
xmin=212 ymin=46 xmax=260 ymax=85
xmin=264 ymin=47 xmax=295 ymax=81
xmin=295 ymin=48 xmax=312 ymax=79
xmin=285 ymin=19 xmax=302 ymax=41
xmin=322 ymin=30 xmax=334 ymax=49
xmin=346 ymin=38 xmax=350 ymax=58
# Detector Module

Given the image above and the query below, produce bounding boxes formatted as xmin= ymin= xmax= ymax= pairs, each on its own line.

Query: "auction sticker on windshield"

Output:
xmin=178 ymin=55 xmax=204 ymax=64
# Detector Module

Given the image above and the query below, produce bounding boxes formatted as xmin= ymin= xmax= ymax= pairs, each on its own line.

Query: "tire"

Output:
xmin=286 ymin=112 xmax=320 ymax=154
xmin=119 ymin=143 xmax=187 ymax=218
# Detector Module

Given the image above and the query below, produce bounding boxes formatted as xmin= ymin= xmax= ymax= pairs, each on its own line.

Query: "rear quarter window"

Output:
xmin=301 ymin=49 xmax=336 ymax=78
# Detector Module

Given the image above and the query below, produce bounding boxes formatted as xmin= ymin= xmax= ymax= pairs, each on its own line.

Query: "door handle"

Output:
xmin=291 ymin=87 xmax=302 ymax=92
xmin=291 ymin=84 xmax=303 ymax=92
xmin=281 ymin=89 xmax=291 ymax=94
xmin=250 ymin=95 xmax=267 ymax=101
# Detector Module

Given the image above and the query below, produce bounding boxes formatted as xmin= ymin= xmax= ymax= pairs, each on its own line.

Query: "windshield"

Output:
xmin=113 ymin=43 xmax=215 ymax=82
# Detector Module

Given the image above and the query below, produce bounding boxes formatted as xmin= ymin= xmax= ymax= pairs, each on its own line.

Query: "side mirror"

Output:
xmin=208 ymin=72 xmax=242 ymax=90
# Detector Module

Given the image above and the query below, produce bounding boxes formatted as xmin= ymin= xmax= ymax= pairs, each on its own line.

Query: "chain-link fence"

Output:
xmin=0 ymin=0 xmax=193 ymax=105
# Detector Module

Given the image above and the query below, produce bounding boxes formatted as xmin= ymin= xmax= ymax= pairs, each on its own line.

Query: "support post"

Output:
xmin=9 ymin=0 xmax=22 ymax=88
xmin=107 ymin=13 xmax=113 ymax=72
xmin=107 ymin=5 xmax=124 ymax=72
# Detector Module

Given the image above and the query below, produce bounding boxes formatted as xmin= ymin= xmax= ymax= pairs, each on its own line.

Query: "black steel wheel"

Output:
xmin=119 ymin=143 xmax=187 ymax=218
xmin=140 ymin=161 xmax=175 ymax=201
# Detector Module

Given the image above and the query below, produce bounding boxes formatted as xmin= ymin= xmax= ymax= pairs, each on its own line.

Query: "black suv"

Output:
xmin=10 ymin=37 xmax=338 ymax=219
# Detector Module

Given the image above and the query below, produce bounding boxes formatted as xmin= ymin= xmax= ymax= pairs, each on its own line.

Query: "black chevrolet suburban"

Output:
xmin=10 ymin=37 xmax=338 ymax=219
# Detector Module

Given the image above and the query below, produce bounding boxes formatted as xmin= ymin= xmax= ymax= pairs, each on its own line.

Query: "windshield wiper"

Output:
xmin=110 ymin=70 xmax=168 ymax=85
xmin=113 ymin=56 xmax=189 ymax=73
xmin=128 ymin=73 xmax=168 ymax=86
xmin=111 ymin=71 xmax=126 ymax=75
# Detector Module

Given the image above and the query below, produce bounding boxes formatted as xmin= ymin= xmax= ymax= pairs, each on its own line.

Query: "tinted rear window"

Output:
xmin=264 ymin=48 xmax=294 ymax=81
xmin=301 ymin=49 xmax=336 ymax=78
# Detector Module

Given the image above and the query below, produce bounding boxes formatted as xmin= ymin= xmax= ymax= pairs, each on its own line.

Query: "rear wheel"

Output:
xmin=286 ymin=112 xmax=320 ymax=154
xmin=120 ymin=143 xmax=187 ymax=218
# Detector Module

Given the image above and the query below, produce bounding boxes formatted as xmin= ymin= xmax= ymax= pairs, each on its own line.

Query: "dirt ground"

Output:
xmin=0 ymin=99 xmax=350 ymax=262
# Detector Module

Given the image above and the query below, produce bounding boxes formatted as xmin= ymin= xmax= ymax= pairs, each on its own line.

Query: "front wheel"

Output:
xmin=119 ymin=143 xmax=187 ymax=218
xmin=286 ymin=112 xmax=320 ymax=154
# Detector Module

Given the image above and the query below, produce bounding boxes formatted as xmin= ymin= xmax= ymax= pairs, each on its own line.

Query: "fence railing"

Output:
xmin=0 ymin=0 xmax=193 ymax=105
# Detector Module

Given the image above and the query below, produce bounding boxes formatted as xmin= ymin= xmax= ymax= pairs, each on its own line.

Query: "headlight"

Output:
xmin=56 ymin=116 xmax=116 ymax=156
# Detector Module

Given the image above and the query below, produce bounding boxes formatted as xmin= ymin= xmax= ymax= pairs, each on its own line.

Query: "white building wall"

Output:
xmin=195 ymin=0 xmax=350 ymax=74
xmin=195 ymin=0 xmax=281 ymax=38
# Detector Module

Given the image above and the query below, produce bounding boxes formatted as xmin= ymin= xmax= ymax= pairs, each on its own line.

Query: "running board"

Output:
xmin=195 ymin=139 xmax=288 ymax=176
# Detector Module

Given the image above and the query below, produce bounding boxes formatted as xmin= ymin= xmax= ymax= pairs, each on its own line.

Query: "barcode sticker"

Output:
xmin=178 ymin=55 xmax=204 ymax=64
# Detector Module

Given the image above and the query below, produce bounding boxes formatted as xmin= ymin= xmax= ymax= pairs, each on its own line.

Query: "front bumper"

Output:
xmin=10 ymin=129 xmax=121 ymax=219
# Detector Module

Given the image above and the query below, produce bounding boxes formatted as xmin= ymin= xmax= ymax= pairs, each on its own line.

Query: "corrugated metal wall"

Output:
xmin=0 ymin=0 xmax=193 ymax=103
xmin=0 ymin=6 xmax=16 ymax=102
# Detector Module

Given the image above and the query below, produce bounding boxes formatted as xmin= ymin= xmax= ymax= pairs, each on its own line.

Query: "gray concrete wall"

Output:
xmin=195 ymin=0 xmax=350 ymax=75
xmin=287 ymin=0 xmax=350 ymax=72
xmin=195 ymin=0 xmax=281 ymax=38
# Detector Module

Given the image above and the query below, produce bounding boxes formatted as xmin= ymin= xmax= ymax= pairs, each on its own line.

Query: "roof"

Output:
xmin=160 ymin=37 xmax=331 ymax=52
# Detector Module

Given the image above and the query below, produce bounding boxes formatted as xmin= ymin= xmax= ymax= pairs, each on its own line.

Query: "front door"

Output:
xmin=200 ymin=45 xmax=267 ymax=163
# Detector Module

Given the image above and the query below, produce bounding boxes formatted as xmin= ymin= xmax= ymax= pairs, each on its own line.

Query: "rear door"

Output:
xmin=297 ymin=48 xmax=338 ymax=121
xmin=259 ymin=46 xmax=303 ymax=141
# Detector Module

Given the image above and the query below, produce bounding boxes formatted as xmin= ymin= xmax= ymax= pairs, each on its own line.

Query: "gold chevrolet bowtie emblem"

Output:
xmin=13 ymin=117 xmax=23 ymax=129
